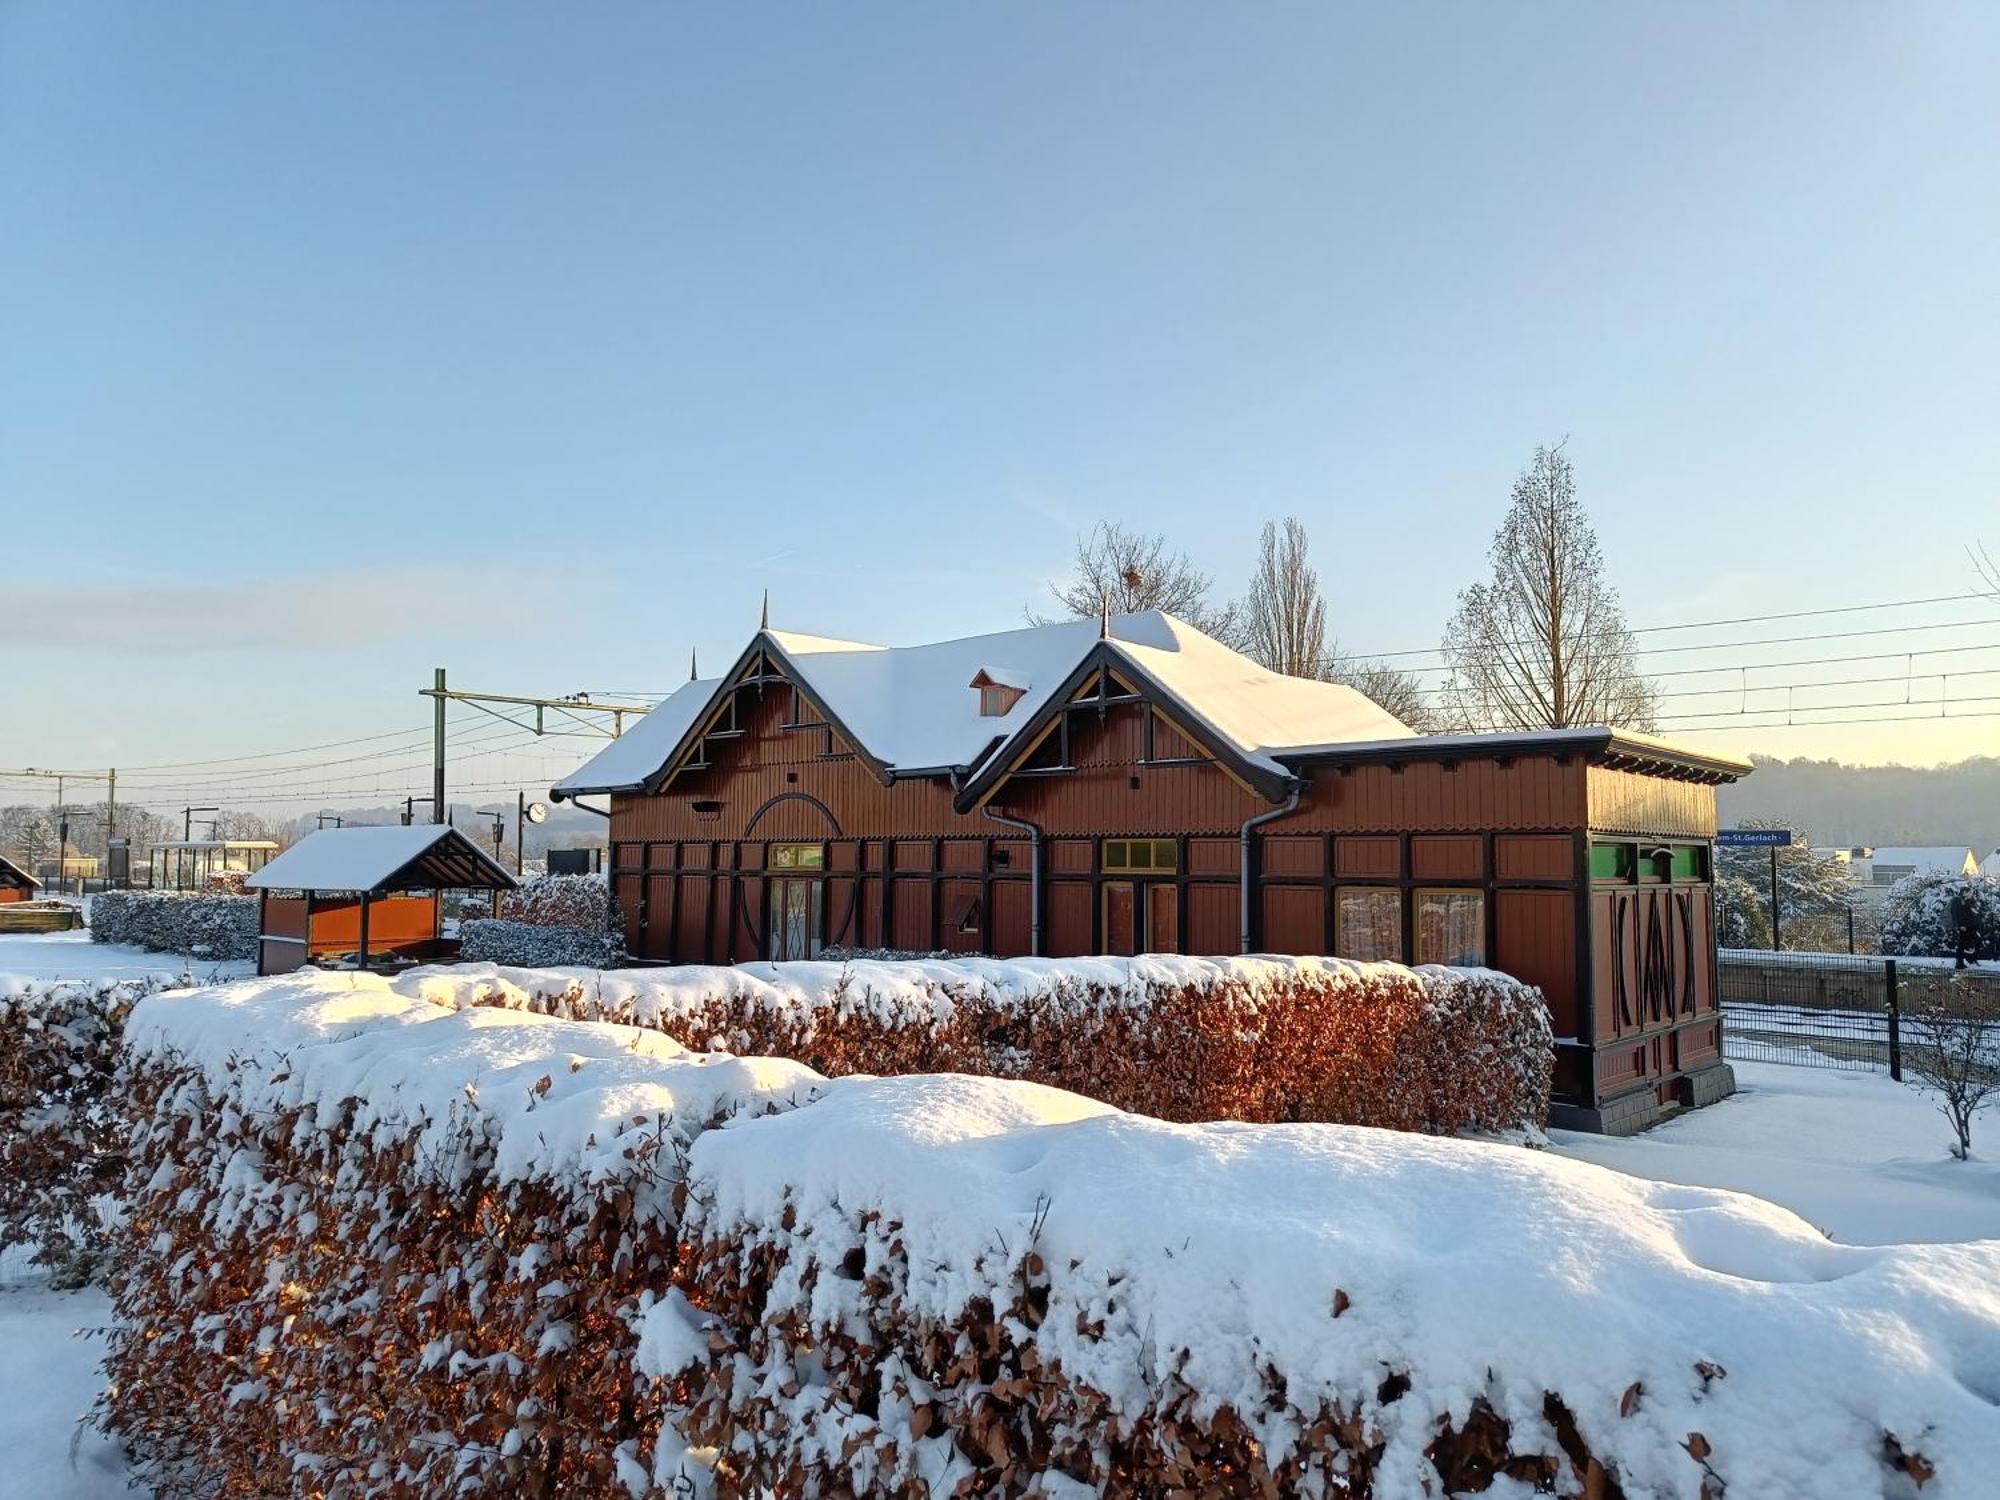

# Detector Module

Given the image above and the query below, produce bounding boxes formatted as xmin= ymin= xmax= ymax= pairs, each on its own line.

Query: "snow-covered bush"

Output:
xmin=501 ymin=870 xmax=613 ymax=931
xmin=660 ymin=1071 xmax=2000 ymax=1499
xmin=92 ymin=972 xmax=2000 ymax=1498
xmin=88 ymin=889 xmax=258 ymax=960
xmin=1714 ymin=873 xmax=1771 ymax=949
xmin=397 ymin=954 xmax=1554 ymax=1135
xmin=459 ymin=915 xmax=620 ymax=968
xmin=98 ymin=972 xmax=820 ymax=1497
xmin=1880 ymin=873 xmax=2000 ymax=963
xmin=0 ymin=972 xmax=191 ymax=1285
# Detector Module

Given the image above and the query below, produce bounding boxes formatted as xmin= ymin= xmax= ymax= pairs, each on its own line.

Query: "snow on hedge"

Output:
xmin=458 ymin=915 xmax=620 ymax=968
xmin=88 ymin=889 xmax=258 ymax=961
xmin=0 ymin=973 xmax=193 ymax=1285
xmin=393 ymin=953 xmax=1554 ymax=1135
xmin=662 ymin=1071 xmax=2000 ymax=1499
xmin=101 ymin=971 xmax=821 ymax=1495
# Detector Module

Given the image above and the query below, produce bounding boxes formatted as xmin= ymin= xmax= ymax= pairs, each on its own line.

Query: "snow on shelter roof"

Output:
xmin=246 ymin=824 xmax=516 ymax=893
xmin=0 ymin=854 xmax=38 ymax=889
xmin=554 ymin=612 xmax=1416 ymax=797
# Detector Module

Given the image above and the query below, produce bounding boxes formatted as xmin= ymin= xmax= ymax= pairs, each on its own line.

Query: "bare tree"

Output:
xmin=1243 ymin=517 xmax=1327 ymax=676
xmin=1976 ymin=542 xmax=1998 ymax=602
xmin=1439 ymin=442 xmax=1657 ymax=732
xmin=1326 ymin=654 xmax=1440 ymax=733
xmin=1031 ymin=521 xmax=1242 ymax=644
xmin=1901 ymin=975 xmax=2000 ymax=1160
xmin=1237 ymin=516 xmax=1441 ymax=730
xmin=0 ymin=806 xmax=58 ymax=868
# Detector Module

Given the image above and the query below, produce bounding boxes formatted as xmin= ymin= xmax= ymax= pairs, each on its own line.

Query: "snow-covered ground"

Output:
xmin=0 ymin=929 xmax=251 ymax=986
xmin=1552 ymin=1060 xmax=2000 ymax=1244
xmin=0 ymin=1252 xmax=128 ymax=1499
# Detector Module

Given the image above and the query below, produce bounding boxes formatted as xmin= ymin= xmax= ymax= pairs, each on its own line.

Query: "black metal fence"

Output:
xmin=1717 ymin=950 xmax=1904 ymax=1076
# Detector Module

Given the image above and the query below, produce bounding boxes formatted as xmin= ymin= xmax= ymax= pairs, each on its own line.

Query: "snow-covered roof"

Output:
xmin=557 ymin=611 xmax=1415 ymax=798
xmin=1273 ymin=725 xmax=1753 ymax=780
xmin=1867 ymin=847 xmax=1979 ymax=878
xmin=1983 ymin=850 xmax=2000 ymax=879
xmin=146 ymin=840 xmax=281 ymax=852
xmin=0 ymin=854 xmax=39 ymax=889
xmin=247 ymin=825 xmax=515 ymax=893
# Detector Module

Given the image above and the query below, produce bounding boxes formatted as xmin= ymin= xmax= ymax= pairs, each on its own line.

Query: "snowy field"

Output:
xmin=4 ymin=945 xmax=1996 ymax=1494
xmin=0 ymin=929 xmax=251 ymax=986
xmin=1551 ymin=1061 xmax=2000 ymax=1244
xmin=0 ymin=1251 xmax=127 ymax=1499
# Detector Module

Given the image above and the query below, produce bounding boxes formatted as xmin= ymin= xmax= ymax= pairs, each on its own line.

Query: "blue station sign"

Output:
xmin=1716 ymin=829 xmax=1793 ymax=848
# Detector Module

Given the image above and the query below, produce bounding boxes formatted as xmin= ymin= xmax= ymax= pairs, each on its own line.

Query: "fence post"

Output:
xmin=1885 ymin=958 xmax=1902 ymax=1082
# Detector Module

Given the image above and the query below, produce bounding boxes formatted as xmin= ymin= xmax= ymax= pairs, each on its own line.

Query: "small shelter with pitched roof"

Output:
xmin=246 ymin=824 xmax=515 ymax=976
xmin=0 ymin=854 xmax=41 ymax=904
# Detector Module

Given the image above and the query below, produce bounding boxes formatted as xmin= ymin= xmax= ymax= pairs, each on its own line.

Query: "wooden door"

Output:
xmin=1145 ymin=882 xmax=1179 ymax=954
xmin=1102 ymin=881 xmax=1136 ymax=956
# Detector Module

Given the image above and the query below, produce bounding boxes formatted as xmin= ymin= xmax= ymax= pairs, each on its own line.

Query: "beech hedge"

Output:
xmin=0 ymin=973 xmax=189 ymax=1285
xmin=88 ymin=889 xmax=258 ymax=961
xmin=397 ymin=954 xmax=1555 ymax=1136
xmin=459 ymin=916 xmax=621 ymax=969
xmin=97 ymin=973 xmax=819 ymax=1498
xmin=98 ymin=974 xmax=2000 ymax=1499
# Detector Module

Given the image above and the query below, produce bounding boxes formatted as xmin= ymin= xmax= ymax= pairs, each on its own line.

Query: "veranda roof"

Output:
xmin=246 ymin=825 xmax=515 ymax=894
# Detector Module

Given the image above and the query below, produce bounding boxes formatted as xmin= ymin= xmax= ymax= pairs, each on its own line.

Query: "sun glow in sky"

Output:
xmin=3 ymin=3 xmax=1997 ymax=810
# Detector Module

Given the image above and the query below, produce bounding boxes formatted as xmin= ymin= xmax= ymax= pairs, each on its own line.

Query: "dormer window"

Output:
xmin=970 ymin=668 xmax=1027 ymax=718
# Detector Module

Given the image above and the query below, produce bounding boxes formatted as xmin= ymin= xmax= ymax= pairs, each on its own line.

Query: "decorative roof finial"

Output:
xmin=760 ymin=588 xmax=770 ymax=631
xmin=1099 ymin=589 xmax=1110 ymax=639
xmin=690 ymin=647 xmax=699 ymax=682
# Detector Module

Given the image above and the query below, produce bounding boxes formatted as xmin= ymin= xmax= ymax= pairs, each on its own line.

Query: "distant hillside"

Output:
xmin=1716 ymin=755 xmax=2000 ymax=854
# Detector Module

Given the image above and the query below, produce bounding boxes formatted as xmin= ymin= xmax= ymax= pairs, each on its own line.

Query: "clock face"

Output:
xmin=525 ymin=801 xmax=550 ymax=825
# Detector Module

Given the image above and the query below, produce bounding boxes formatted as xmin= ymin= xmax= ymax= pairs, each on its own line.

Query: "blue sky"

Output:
xmin=3 ymin=3 xmax=1997 ymax=812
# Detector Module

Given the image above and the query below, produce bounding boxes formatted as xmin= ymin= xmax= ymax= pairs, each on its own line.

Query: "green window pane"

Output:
xmin=1591 ymin=842 xmax=1633 ymax=881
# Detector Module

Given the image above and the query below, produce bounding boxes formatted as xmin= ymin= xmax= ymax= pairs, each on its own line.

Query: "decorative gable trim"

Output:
xmin=643 ymin=633 xmax=894 ymax=795
xmin=952 ymin=641 xmax=1293 ymax=813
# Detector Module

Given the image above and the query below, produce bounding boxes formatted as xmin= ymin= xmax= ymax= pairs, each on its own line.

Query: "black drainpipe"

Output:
xmin=981 ymin=804 xmax=1043 ymax=956
xmin=1239 ymin=786 xmax=1302 ymax=953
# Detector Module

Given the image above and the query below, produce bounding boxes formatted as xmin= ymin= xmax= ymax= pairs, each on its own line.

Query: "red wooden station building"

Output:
xmin=555 ymin=611 xmax=1751 ymax=1133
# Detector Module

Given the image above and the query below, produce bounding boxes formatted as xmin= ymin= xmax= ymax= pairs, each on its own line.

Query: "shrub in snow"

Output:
xmin=501 ymin=871 xmax=613 ymax=931
xmin=97 ymin=972 xmax=820 ymax=1498
xmin=1713 ymin=874 xmax=1770 ymax=950
xmin=1899 ymin=972 xmax=2000 ymax=1159
xmin=88 ymin=889 xmax=258 ymax=961
xmin=1880 ymin=873 xmax=2000 ymax=964
xmin=0 ymin=972 xmax=191 ymax=1286
xmin=660 ymin=1071 xmax=2000 ymax=1499
xmin=459 ymin=916 xmax=620 ymax=968
xmin=397 ymin=954 xmax=1553 ymax=1136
